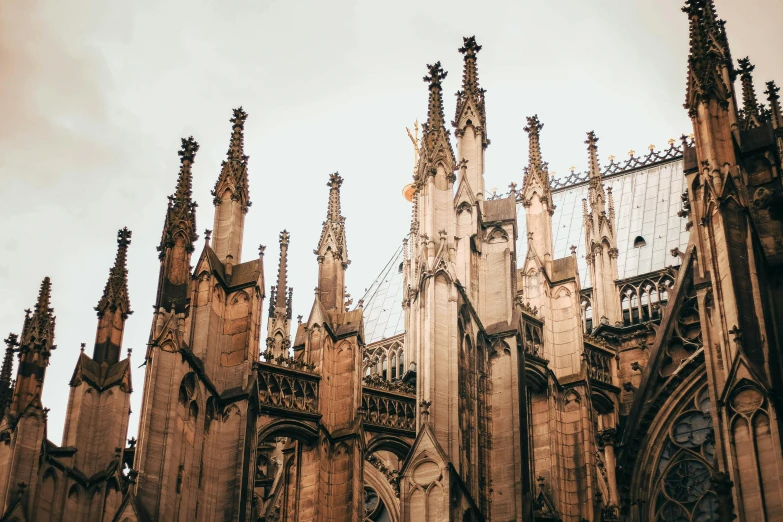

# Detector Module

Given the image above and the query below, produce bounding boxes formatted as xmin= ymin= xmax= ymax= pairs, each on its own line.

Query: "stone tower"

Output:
xmin=128 ymin=113 xmax=265 ymax=521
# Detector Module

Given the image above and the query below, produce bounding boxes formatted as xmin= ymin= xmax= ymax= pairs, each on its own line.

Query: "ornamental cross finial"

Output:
xmin=423 ymin=62 xmax=447 ymax=89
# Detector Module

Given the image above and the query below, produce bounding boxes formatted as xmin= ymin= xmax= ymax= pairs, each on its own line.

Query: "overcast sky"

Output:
xmin=1 ymin=0 xmax=781 ymax=441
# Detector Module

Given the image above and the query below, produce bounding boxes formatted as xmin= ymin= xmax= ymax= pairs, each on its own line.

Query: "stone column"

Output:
xmin=599 ymin=429 xmax=619 ymax=507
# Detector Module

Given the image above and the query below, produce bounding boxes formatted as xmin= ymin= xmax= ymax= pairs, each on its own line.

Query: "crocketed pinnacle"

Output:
xmin=423 ymin=62 xmax=449 ymax=139
xmin=682 ymin=0 xmax=731 ymax=114
xmin=275 ymin=230 xmax=290 ymax=311
xmin=317 ymin=173 xmax=348 ymax=259
xmin=0 ymin=334 xmax=15 ymax=415
xmin=521 ymin=115 xmax=553 ymax=209
xmin=20 ymin=277 xmax=56 ymax=352
xmin=738 ymin=57 xmax=761 ymax=128
xmin=421 ymin=62 xmax=457 ymax=170
xmin=585 ymin=131 xmax=606 ymax=212
xmin=525 ymin=115 xmax=544 ymax=170
xmin=159 ymin=137 xmax=199 ymax=259
xmin=213 ymin=107 xmax=250 ymax=211
xmin=96 ymin=228 xmax=133 ymax=318
xmin=454 ymin=36 xmax=487 ymax=132
xmin=765 ymin=81 xmax=782 ymax=128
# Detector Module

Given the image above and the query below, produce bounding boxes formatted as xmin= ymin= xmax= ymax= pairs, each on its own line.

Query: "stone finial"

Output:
xmin=159 ymin=139 xmax=199 ymax=259
xmin=213 ymin=107 xmax=250 ymax=210
xmin=765 ymin=80 xmax=782 ymax=128
xmin=204 ymin=229 xmax=212 ymax=246
xmin=738 ymin=57 xmax=761 ymax=127
xmin=454 ymin=36 xmax=487 ymax=133
xmin=423 ymin=61 xmax=448 ymax=135
xmin=96 ymin=228 xmax=133 ymax=318
xmin=419 ymin=400 xmax=431 ymax=424
xmin=20 ymin=277 xmax=55 ymax=352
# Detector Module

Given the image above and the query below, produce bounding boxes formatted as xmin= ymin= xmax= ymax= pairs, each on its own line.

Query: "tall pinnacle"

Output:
xmin=96 ymin=228 xmax=133 ymax=318
xmin=316 ymin=173 xmax=349 ymax=311
xmin=211 ymin=107 xmax=251 ymax=263
xmin=682 ymin=0 xmax=731 ymax=114
xmin=275 ymin=230 xmax=291 ymax=311
xmin=524 ymin=115 xmax=544 ymax=170
xmin=585 ymin=131 xmax=606 ymax=213
xmin=521 ymin=115 xmax=553 ymax=211
xmin=159 ymin=137 xmax=199 ymax=259
xmin=423 ymin=62 xmax=448 ymax=137
xmin=454 ymin=36 xmax=487 ymax=133
xmin=317 ymin=173 xmax=348 ymax=259
xmin=765 ymin=81 xmax=782 ymax=128
xmin=213 ymin=107 xmax=250 ymax=211
xmin=738 ymin=57 xmax=761 ymax=128
xmin=0 ymin=334 xmax=16 ymax=413
xmin=21 ymin=277 xmax=55 ymax=352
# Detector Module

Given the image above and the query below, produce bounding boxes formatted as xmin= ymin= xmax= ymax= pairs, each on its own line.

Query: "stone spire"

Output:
xmin=96 ymin=228 xmax=132 ymax=319
xmin=20 ymin=277 xmax=55 ymax=354
xmin=0 ymin=334 xmax=17 ymax=415
xmin=420 ymin=62 xmax=457 ymax=173
xmin=266 ymin=231 xmax=294 ymax=358
xmin=453 ymin=37 xmax=489 ymax=200
xmin=582 ymin=132 xmax=619 ymax=325
xmin=94 ymin=228 xmax=133 ymax=364
xmin=274 ymin=230 xmax=291 ymax=313
xmin=158 ymin=137 xmax=199 ymax=260
xmin=13 ymin=277 xmax=56 ymax=413
xmin=766 ymin=81 xmax=782 ymax=129
xmin=212 ymin=107 xmax=251 ymax=263
xmin=521 ymin=115 xmax=555 ymax=273
xmin=521 ymin=115 xmax=553 ymax=212
xmin=682 ymin=0 xmax=732 ymax=116
xmin=454 ymin=36 xmax=487 ymax=138
xmin=738 ymin=57 xmax=762 ymax=129
xmin=316 ymin=173 xmax=349 ymax=312
xmin=585 ymin=131 xmax=607 ymax=214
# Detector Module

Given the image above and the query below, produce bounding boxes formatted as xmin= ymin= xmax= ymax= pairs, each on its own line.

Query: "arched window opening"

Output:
xmin=650 ymin=384 xmax=718 ymax=521
xmin=585 ymin=304 xmax=593 ymax=333
xmin=382 ymin=356 xmax=388 ymax=380
xmin=631 ymin=292 xmax=640 ymax=323
xmin=622 ymin=294 xmax=631 ymax=326
xmin=650 ymin=287 xmax=660 ymax=319
xmin=633 ymin=235 xmax=647 ymax=248
xmin=640 ymin=286 xmax=651 ymax=322
xmin=391 ymin=353 xmax=397 ymax=380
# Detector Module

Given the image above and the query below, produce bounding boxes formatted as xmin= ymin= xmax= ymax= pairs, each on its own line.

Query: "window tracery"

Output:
xmin=652 ymin=384 xmax=718 ymax=522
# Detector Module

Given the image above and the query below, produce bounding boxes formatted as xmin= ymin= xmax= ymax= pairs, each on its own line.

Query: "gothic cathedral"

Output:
xmin=2 ymin=2 xmax=783 ymax=521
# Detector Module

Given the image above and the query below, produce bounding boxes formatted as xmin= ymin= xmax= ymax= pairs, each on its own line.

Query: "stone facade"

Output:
xmin=2 ymin=2 xmax=783 ymax=521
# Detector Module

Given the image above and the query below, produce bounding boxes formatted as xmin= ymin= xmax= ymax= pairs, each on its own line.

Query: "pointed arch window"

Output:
xmin=399 ymin=351 xmax=404 ymax=377
xmin=651 ymin=384 xmax=719 ymax=521
xmin=391 ymin=352 xmax=397 ymax=380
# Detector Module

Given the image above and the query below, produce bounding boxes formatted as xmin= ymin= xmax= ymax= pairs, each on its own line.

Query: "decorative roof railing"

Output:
xmin=486 ymin=137 xmax=694 ymax=201
xmin=361 ymin=381 xmax=416 ymax=434
xmin=257 ymin=360 xmax=320 ymax=415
